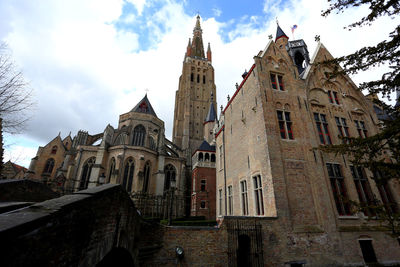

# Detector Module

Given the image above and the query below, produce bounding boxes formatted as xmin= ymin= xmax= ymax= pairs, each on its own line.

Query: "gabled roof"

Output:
xmin=131 ymin=94 xmax=157 ymax=117
xmin=275 ymin=25 xmax=288 ymax=42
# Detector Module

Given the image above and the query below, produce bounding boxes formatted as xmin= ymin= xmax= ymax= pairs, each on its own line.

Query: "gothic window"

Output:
xmin=123 ymin=158 xmax=135 ymax=193
xmin=350 ymin=166 xmax=375 ymax=216
xmin=205 ymin=153 xmax=210 ymax=161
xmin=328 ymin=90 xmax=340 ymax=104
xmin=79 ymin=157 xmax=95 ymax=190
xmin=164 ymin=164 xmax=176 ymax=191
xmin=240 ymin=180 xmax=249 ymax=216
xmin=43 ymin=158 xmax=55 ymax=174
xmin=203 ymin=75 xmax=206 ymax=84
xmin=314 ymin=113 xmax=332 ymax=144
xmin=197 ymin=74 xmax=200 ymax=83
xmin=132 ymin=125 xmax=146 ymax=146
xmin=200 ymin=201 xmax=206 ymax=209
xmin=149 ymin=136 xmax=156 ymax=150
xmin=115 ymin=133 xmax=127 ymax=145
xmin=270 ymin=73 xmax=284 ymax=91
xmin=277 ymin=110 xmax=294 ymax=139
xmin=143 ymin=161 xmax=151 ymax=192
xmin=200 ymin=179 xmax=206 ymax=191
xmin=107 ymin=157 xmax=116 ymax=183
xmin=253 ymin=175 xmax=264 ymax=215
xmin=326 ymin=163 xmax=351 ymax=216
xmin=51 ymin=146 xmax=57 ymax=154
xmin=198 ymin=152 xmax=203 ymax=161
xmin=355 ymin=120 xmax=368 ymax=138
xmin=335 ymin=117 xmax=350 ymax=143
xmin=191 ymin=73 xmax=194 ymax=82
xmin=228 ymin=185 xmax=233 ymax=215
xmin=374 ymin=171 xmax=398 ymax=214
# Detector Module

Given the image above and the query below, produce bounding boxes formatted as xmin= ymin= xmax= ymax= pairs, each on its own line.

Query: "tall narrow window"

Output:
xmin=277 ymin=110 xmax=294 ymax=139
xmin=79 ymin=157 xmax=95 ymax=190
xmin=270 ymin=73 xmax=284 ymax=91
xmin=123 ymin=158 xmax=135 ymax=192
xmin=253 ymin=175 xmax=264 ymax=215
xmin=355 ymin=120 xmax=368 ymax=138
xmin=228 ymin=185 xmax=233 ymax=215
xmin=374 ymin=171 xmax=398 ymax=214
xmin=190 ymin=73 xmax=194 ymax=82
xmin=43 ymin=158 xmax=55 ymax=174
xmin=107 ymin=157 xmax=116 ymax=182
xmin=164 ymin=164 xmax=176 ymax=191
xmin=219 ymin=189 xmax=223 ymax=215
xmin=328 ymin=90 xmax=340 ymax=104
xmin=350 ymin=166 xmax=375 ymax=216
xmin=143 ymin=161 xmax=151 ymax=192
xmin=200 ymin=179 xmax=206 ymax=191
xmin=314 ymin=113 xmax=332 ymax=144
xmin=326 ymin=163 xmax=351 ymax=216
xmin=132 ymin=125 xmax=146 ymax=146
xmin=203 ymin=75 xmax=206 ymax=84
xmin=335 ymin=117 xmax=350 ymax=143
xmin=149 ymin=136 xmax=156 ymax=150
xmin=240 ymin=180 xmax=249 ymax=215
xmin=197 ymin=74 xmax=200 ymax=83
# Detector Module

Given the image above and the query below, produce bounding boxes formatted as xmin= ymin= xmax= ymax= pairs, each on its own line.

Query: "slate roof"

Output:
xmin=198 ymin=140 xmax=216 ymax=152
xmin=131 ymin=94 xmax=157 ymax=117
xmin=204 ymin=101 xmax=217 ymax=123
xmin=275 ymin=25 xmax=288 ymax=42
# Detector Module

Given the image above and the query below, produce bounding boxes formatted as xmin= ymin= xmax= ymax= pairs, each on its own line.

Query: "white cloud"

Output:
xmin=0 ymin=0 xmax=397 ymax=167
xmin=212 ymin=8 xmax=222 ymax=17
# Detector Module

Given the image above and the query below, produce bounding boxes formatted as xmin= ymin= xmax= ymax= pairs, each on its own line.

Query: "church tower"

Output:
xmin=173 ymin=15 xmax=217 ymax=163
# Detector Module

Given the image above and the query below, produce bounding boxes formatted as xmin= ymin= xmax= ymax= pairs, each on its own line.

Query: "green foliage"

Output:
xmin=321 ymin=0 xmax=400 ymax=237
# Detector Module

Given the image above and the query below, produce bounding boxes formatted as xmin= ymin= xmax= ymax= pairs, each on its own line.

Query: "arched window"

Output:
xmin=51 ymin=146 xmax=57 ymax=154
xmin=132 ymin=125 xmax=146 ymax=146
xmin=143 ymin=161 xmax=151 ymax=192
xmin=211 ymin=154 xmax=216 ymax=162
xmin=107 ymin=157 xmax=116 ymax=183
xmin=198 ymin=152 xmax=203 ymax=161
xmin=205 ymin=153 xmax=210 ymax=161
xmin=79 ymin=157 xmax=95 ymax=190
xmin=123 ymin=158 xmax=135 ymax=192
xmin=43 ymin=158 xmax=55 ymax=174
xmin=149 ymin=136 xmax=156 ymax=150
xmin=164 ymin=164 xmax=176 ymax=191
xmin=115 ymin=133 xmax=127 ymax=145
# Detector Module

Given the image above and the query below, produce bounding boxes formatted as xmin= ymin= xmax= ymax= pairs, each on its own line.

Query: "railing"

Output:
xmin=130 ymin=191 xmax=186 ymax=219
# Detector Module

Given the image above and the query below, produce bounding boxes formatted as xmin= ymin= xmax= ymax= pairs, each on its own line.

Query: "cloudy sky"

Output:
xmin=0 ymin=0 xmax=398 ymax=167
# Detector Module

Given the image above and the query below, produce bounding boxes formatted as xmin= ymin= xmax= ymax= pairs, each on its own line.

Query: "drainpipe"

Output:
xmin=223 ymin=127 xmax=227 ymax=215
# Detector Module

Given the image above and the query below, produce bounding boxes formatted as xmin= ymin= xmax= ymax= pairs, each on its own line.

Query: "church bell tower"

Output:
xmin=172 ymin=15 xmax=217 ymax=164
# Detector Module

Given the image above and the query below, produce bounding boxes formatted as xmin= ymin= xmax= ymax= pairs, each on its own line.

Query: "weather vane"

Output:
xmin=315 ymin=35 xmax=321 ymax=42
xmin=268 ymin=34 xmax=273 ymax=40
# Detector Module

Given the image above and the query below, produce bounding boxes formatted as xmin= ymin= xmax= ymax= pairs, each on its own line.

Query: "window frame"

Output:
xmin=240 ymin=180 xmax=249 ymax=216
xmin=355 ymin=120 xmax=368 ymax=138
xmin=314 ymin=113 xmax=332 ymax=144
xmin=350 ymin=166 xmax=375 ymax=216
xmin=253 ymin=175 xmax=264 ymax=216
xmin=277 ymin=110 xmax=294 ymax=140
xmin=326 ymin=163 xmax=352 ymax=216
xmin=270 ymin=73 xmax=285 ymax=91
xmin=228 ymin=185 xmax=233 ymax=215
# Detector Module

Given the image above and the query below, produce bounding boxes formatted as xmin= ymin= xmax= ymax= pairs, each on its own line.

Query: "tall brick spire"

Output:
xmin=191 ymin=15 xmax=205 ymax=58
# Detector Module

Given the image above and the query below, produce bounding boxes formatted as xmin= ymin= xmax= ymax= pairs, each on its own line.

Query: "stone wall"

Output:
xmin=0 ymin=184 xmax=141 ymax=267
xmin=0 ymin=179 xmax=59 ymax=202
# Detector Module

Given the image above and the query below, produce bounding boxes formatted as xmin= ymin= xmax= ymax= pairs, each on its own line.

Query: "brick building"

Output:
xmin=214 ymin=24 xmax=400 ymax=266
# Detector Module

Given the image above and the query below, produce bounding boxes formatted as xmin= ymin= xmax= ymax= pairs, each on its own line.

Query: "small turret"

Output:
xmin=187 ymin=38 xmax=192 ymax=57
xmin=203 ymin=92 xmax=217 ymax=144
xmin=275 ymin=24 xmax=289 ymax=48
xmin=207 ymin=42 xmax=212 ymax=62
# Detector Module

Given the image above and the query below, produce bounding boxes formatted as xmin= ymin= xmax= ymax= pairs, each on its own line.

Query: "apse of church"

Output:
xmin=172 ymin=15 xmax=217 ymax=163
